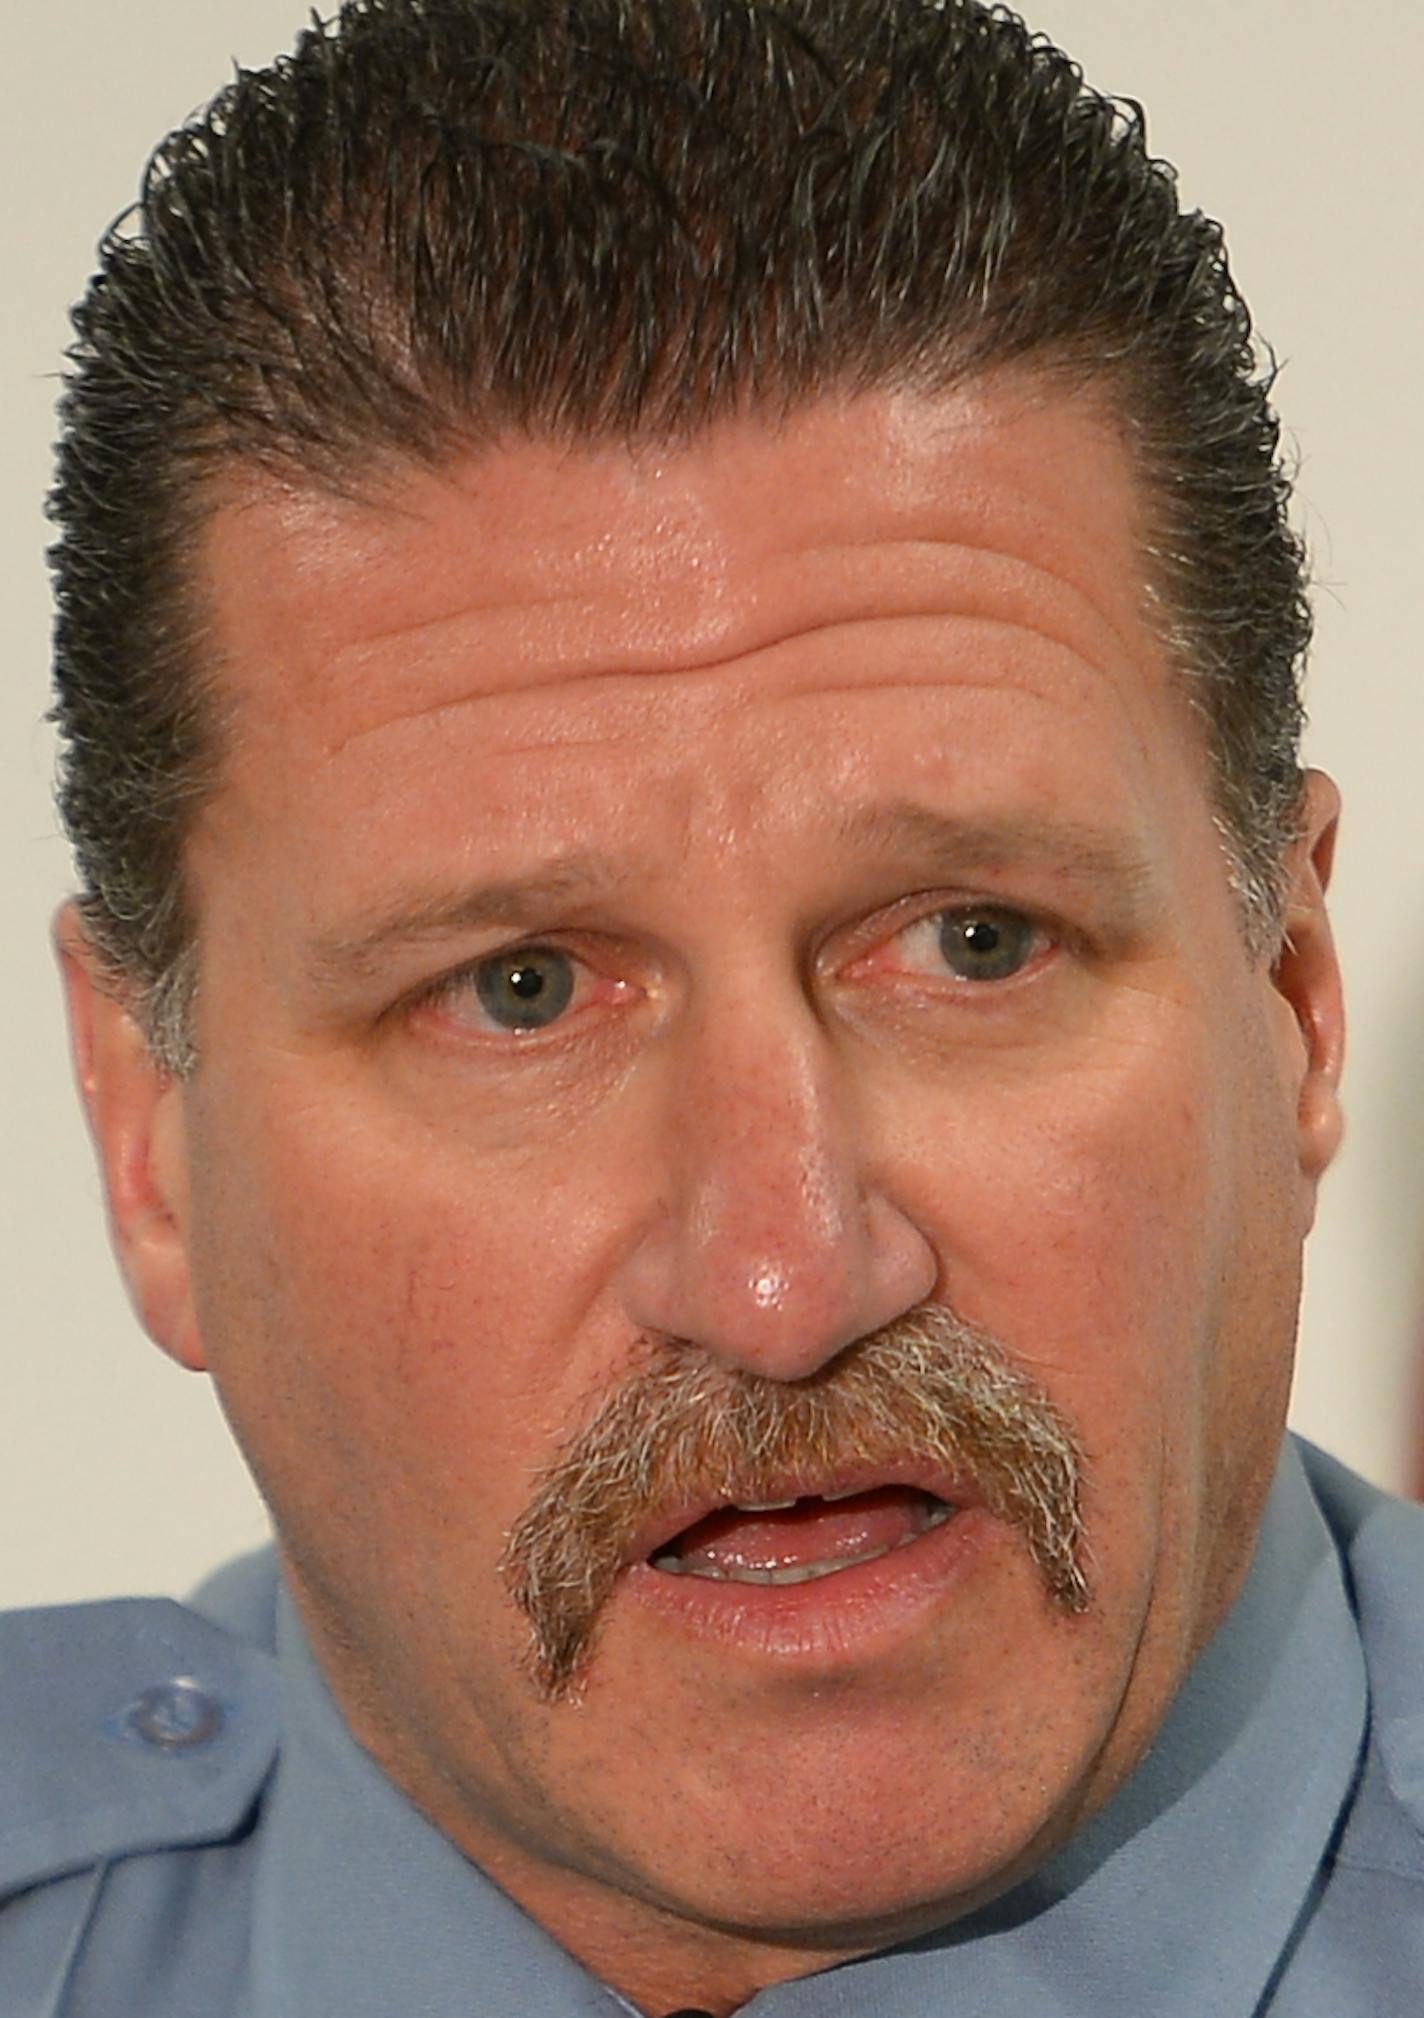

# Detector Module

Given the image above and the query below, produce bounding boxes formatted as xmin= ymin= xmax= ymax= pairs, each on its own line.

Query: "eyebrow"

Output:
xmin=306 ymin=803 xmax=1157 ymax=988
xmin=831 ymin=801 xmax=1157 ymax=908
xmin=306 ymin=851 xmax=637 ymax=985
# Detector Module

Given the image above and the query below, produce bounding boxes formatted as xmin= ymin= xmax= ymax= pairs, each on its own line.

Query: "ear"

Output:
xmin=54 ymin=902 xmax=207 ymax=1371
xmin=1269 ymin=771 xmax=1345 ymax=1220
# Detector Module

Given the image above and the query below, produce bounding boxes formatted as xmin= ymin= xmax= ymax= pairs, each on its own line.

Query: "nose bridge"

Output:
xmin=617 ymin=981 xmax=936 ymax=1379
xmin=690 ymin=1006 xmax=851 ymax=1294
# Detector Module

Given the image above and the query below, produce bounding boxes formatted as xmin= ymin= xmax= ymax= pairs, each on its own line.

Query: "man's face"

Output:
xmin=71 ymin=380 xmax=1342 ymax=2008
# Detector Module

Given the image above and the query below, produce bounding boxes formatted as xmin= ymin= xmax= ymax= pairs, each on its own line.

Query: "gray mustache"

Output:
xmin=501 ymin=1303 xmax=1090 ymax=1700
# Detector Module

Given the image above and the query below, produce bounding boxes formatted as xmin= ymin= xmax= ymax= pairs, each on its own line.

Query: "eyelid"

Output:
xmin=830 ymin=888 xmax=1002 ymax=949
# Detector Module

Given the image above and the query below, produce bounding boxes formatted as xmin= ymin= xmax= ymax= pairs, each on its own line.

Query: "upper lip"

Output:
xmin=626 ymin=1459 xmax=985 ymax=1567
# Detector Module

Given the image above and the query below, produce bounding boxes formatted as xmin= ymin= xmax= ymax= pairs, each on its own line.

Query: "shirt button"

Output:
xmin=120 ymin=1676 xmax=226 ymax=1752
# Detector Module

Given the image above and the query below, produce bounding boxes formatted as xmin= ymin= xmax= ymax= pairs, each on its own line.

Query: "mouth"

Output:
xmin=615 ymin=1468 xmax=999 ymax=1668
xmin=641 ymin=1480 xmax=961 ymax=1588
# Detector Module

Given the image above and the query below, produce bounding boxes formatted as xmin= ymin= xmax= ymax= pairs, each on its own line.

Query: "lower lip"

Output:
xmin=620 ymin=1505 xmax=1000 ymax=1666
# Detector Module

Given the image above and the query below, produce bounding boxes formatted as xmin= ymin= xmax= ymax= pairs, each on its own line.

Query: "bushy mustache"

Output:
xmin=501 ymin=1303 xmax=1090 ymax=1701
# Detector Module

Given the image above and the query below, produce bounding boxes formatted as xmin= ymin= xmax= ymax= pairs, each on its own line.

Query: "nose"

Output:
xmin=614 ymin=996 xmax=938 ymax=1381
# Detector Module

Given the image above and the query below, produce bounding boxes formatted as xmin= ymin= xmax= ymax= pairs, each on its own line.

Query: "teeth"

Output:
xmin=651 ymin=1552 xmax=722 ymax=1577
xmin=651 ymin=1547 xmax=892 ymax=1583
xmin=651 ymin=1503 xmax=955 ymax=1585
xmin=734 ymin=1498 xmax=799 ymax=1512
xmin=735 ymin=1547 xmax=893 ymax=1584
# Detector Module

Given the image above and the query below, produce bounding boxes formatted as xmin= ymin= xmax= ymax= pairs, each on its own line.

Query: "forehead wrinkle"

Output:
xmin=318 ymin=602 xmax=1135 ymax=765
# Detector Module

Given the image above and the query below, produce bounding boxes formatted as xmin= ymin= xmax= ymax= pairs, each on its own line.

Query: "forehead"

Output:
xmin=192 ymin=380 xmax=1216 ymax=911
xmin=205 ymin=381 xmax=1159 ymax=709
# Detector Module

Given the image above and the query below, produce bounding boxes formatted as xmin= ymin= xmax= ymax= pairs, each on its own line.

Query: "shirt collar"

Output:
xmin=249 ymin=1437 xmax=1366 ymax=2017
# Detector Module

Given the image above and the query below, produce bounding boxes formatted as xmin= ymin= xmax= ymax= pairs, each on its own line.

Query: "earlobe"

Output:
xmin=1270 ymin=772 xmax=1345 ymax=1210
xmin=54 ymin=903 xmax=207 ymax=1371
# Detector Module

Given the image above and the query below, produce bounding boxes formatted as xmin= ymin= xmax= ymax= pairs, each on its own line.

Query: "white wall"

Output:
xmin=4 ymin=0 xmax=1421 ymax=1609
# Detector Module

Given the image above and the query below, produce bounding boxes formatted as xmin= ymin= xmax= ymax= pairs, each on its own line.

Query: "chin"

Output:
xmin=584 ymin=1711 xmax=1106 ymax=1946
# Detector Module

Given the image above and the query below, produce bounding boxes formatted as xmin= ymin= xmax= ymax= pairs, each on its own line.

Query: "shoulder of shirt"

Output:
xmin=0 ymin=1545 xmax=282 ymax=1900
xmin=1295 ymin=1435 xmax=1424 ymax=1885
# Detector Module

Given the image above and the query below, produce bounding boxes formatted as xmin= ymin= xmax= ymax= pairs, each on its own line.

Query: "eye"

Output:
xmin=889 ymin=905 xmax=1043 ymax=985
xmin=468 ymin=945 xmax=578 ymax=1031
xmin=405 ymin=938 xmax=642 ymax=1048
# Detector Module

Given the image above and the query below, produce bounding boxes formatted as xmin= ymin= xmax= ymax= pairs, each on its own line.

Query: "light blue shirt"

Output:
xmin=4 ymin=1438 xmax=1422 ymax=2014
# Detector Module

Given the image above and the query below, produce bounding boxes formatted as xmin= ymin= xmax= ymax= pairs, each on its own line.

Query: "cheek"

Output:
xmin=183 ymin=1068 xmax=628 ymax=1541
xmin=897 ymin=1031 xmax=1234 ymax=1473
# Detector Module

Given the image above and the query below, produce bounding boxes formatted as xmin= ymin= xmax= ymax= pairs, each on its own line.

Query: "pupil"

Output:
xmin=509 ymin=966 xmax=544 ymax=999
xmin=963 ymin=920 xmax=1000 ymax=954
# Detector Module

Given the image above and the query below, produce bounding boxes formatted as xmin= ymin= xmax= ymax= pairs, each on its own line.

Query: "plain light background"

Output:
xmin=4 ymin=1 xmax=1422 ymax=1609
